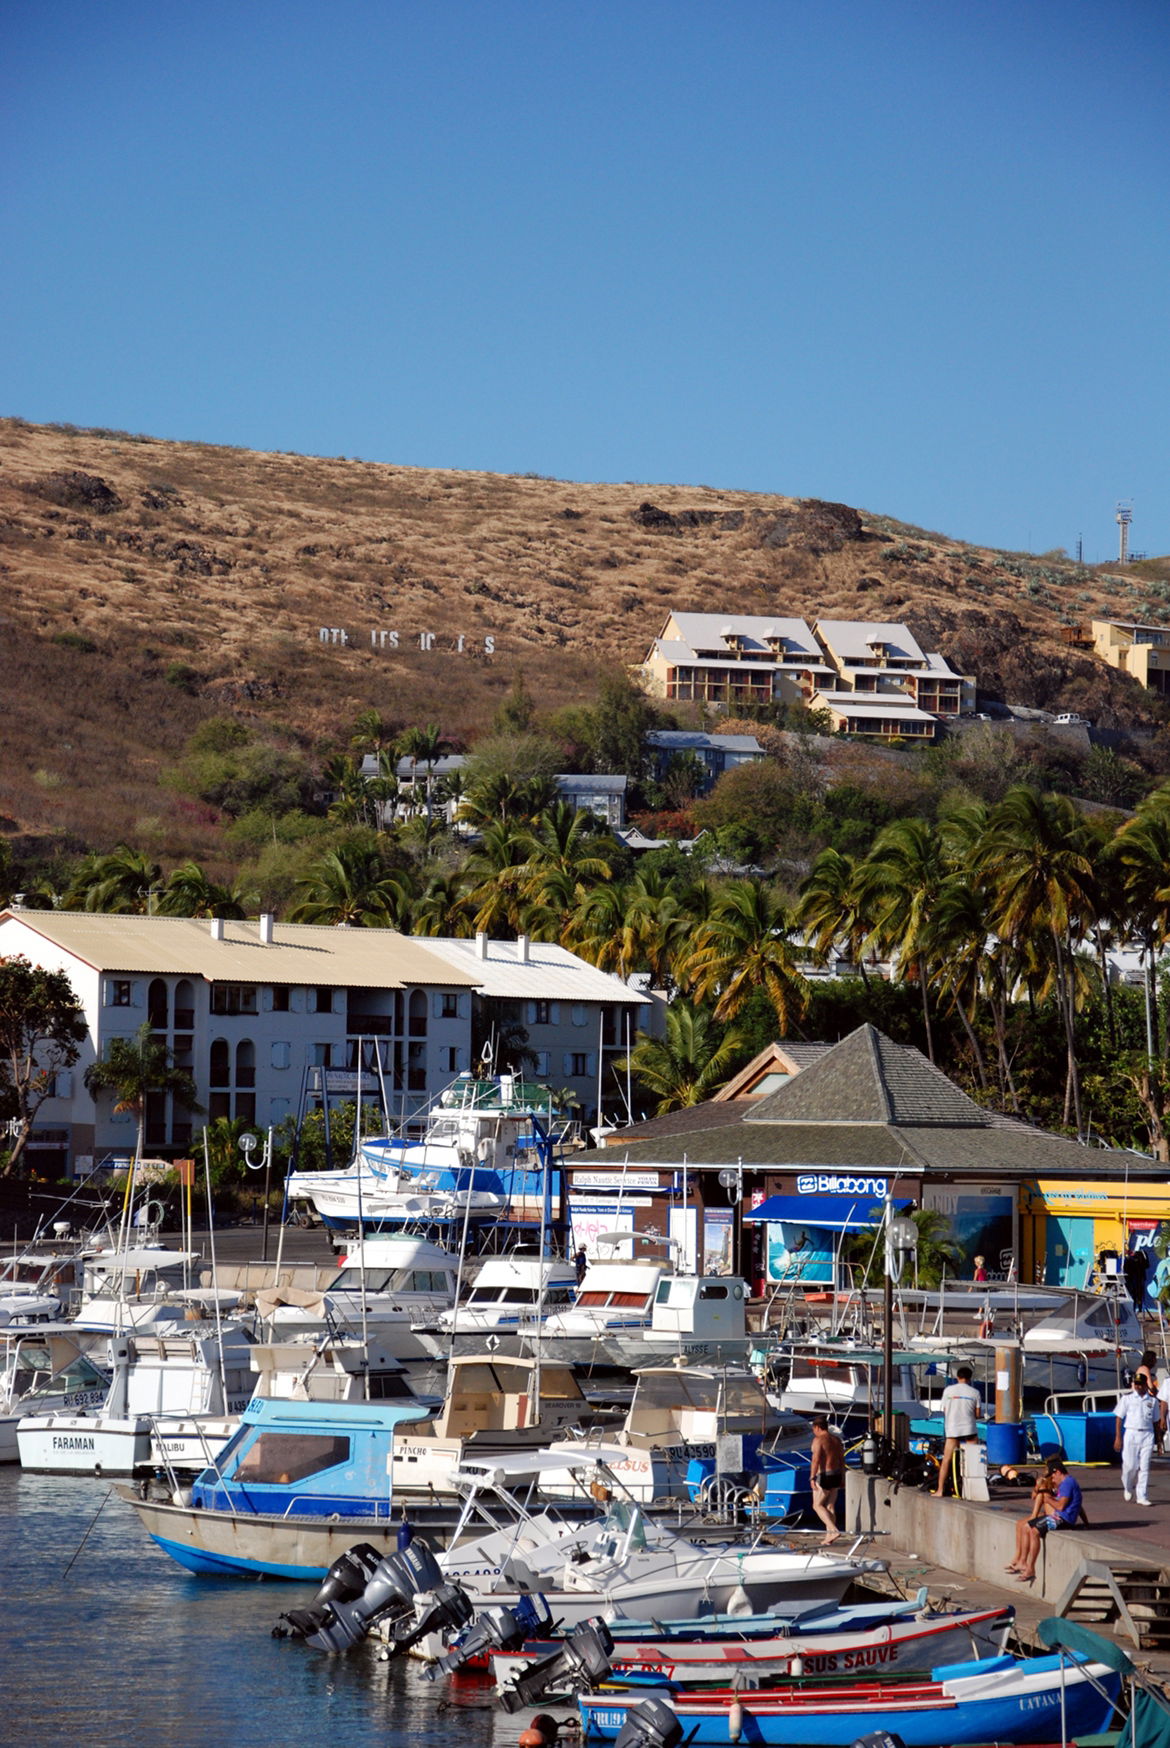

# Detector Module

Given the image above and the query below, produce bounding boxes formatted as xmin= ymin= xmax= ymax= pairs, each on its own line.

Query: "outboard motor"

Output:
xmin=273 ymin=1539 xmax=472 ymax=1655
xmin=850 ymin=1735 xmax=906 ymax=1748
xmin=425 ymin=1592 xmax=554 ymax=1680
xmin=272 ymin=1543 xmax=384 ymax=1639
xmin=497 ymin=1618 xmax=615 ymax=1714
xmin=612 ymin=1697 xmax=683 ymax=1748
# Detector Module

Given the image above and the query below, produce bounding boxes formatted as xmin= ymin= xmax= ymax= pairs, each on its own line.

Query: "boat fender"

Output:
xmin=788 ymin=1654 xmax=803 ymax=1677
xmin=726 ymin=1585 xmax=751 ymax=1616
xmin=520 ymin=1717 xmax=559 ymax=1748
xmin=728 ymin=1700 xmax=743 ymax=1743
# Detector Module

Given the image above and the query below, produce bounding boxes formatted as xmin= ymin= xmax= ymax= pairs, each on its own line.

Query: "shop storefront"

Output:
xmin=1021 ymin=1180 xmax=1170 ymax=1294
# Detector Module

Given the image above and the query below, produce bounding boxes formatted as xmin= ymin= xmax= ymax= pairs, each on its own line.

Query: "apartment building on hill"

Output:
xmin=639 ymin=610 xmax=975 ymax=739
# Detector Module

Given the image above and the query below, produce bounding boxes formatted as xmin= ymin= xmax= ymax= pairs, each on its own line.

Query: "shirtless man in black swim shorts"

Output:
xmin=810 ymin=1414 xmax=846 ymax=1545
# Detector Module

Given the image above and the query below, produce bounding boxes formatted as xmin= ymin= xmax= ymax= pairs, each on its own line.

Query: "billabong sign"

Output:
xmin=796 ymin=1174 xmax=889 ymax=1197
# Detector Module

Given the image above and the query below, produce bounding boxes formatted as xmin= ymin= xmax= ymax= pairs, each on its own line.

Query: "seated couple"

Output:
xmin=1006 ymin=1458 xmax=1087 ymax=1583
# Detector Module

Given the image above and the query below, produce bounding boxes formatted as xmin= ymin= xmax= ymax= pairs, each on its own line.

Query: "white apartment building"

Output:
xmin=0 ymin=911 xmax=647 ymax=1175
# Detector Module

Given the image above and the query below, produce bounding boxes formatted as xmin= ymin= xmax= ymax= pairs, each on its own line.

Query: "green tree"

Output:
xmin=858 ymin=818 xmax=948 ymax=1061
xmin=0 ymin=958 xmax=88 ymax=1175
xmin=84 ymin=1023 xmax=201 ymax=1161
xmin=624 ymin=1002 xmax=748 ymax=1114
xmin=683 ymin=880 xmax=808 ymax=1035
xmin=61 ymin=846 xmax=163 ymax=914
xmin=158 ymin=862 xmax=256 ymax=919
xmin=289 ymin=842 xmax=416 ymax=927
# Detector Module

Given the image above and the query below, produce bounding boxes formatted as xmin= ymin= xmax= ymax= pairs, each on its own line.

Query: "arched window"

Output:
xmin=174 ymin=978 xmax=195 ymax=1031
xmin=209 ymin=1039 xmax=231 ymax=1087
xmin=408 ymin=990 xmax=428 ymax=1038
xmin=235 ymin=1039 xmax=256 ymax=1089
xmin=147 ymin=978 xmax=168 ymax=1030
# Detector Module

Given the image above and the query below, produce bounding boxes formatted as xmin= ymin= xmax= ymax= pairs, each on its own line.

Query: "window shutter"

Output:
xmin=562 ymin=1052 xmax=574 ymax=1076
xmin=132 ymin=982 xmax=143 ymax=1008
xmin=271 ymin=1042 xmax=291 ymax=1070
xmin=261 ymin=988 xmax=273 ymax=1012
xmin=290 ymin=989 xmax=304 ymax=1013
xmin=587 ymin=1053 xmax=597 ymax=1076
xmin=549 ymin=1002 xmax=560 ymax=1024
xmin=54 ymin=1071 xmax=73 ymax=1099
xmin=432 ymin=992 xmax=444 ymax=1019
xmin=572 ymin=1004 xmax=587 ymax=1027
xmin=526 ymin=1001 xmax=537 ymax=1025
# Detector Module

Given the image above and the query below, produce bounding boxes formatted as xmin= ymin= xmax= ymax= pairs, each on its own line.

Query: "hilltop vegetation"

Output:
xmin=3 ymin=415 xmax=1170 ymax=880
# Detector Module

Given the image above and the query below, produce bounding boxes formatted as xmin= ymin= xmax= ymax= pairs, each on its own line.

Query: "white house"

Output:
xmin=0 ymin=910 xmax=648 ymax=1175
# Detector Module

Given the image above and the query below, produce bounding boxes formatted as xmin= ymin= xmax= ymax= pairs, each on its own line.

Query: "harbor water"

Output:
xmin=0 ymin=1467 xmax=503 ymax=1748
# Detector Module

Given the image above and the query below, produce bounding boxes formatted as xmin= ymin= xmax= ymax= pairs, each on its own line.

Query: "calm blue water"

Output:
xmin=0 ymin=1468 xmax=504 ymax=1748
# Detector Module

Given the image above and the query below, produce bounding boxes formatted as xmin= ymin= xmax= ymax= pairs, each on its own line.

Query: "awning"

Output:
xmin=744 ymin=1195 xmax=912 ymax=1232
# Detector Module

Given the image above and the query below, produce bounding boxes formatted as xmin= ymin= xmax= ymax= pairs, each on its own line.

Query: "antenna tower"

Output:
xmin=1116 ymin=501 xmax=1133 ymax=564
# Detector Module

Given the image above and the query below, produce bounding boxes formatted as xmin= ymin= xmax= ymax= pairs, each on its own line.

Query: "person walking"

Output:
xmin=1115 ymin=1373 xmax=1160 ymax=1505
xmin=973 ymin=1255 xmax=988 ymax=1282
xmin=1125 ymin=1246 xmax=1151 ymax=1314
xmin=809 ymin=1414 xmax=847 ymax=1545
xmin=933 ymin=1365 xmax=982 ymax=1498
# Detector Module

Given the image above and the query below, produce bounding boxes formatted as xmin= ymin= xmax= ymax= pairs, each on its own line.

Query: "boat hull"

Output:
xmin=19 ymin=1413 xmax=151 ymax=1475
xmin=577 ymin=1656 xmax=1121 ymax=1744
xmin=495 ymin=1607 xmax=1014 ymax=1687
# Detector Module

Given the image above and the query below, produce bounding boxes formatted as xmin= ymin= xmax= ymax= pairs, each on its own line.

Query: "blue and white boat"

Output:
xmin=577 ymin=1648 xmax=1122 ymax=1744
xmin=285 ymin=1073 xmax=571 ymax=1238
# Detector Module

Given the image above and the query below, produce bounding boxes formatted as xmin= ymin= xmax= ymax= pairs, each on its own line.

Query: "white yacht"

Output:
xmin=429 ymin=1253 xmax=576 ymax=1339
xmin=0 ymin=1326 xmax=110 ymax=1463
xmin=257 ymin=1233 xmax=460 ymax=1359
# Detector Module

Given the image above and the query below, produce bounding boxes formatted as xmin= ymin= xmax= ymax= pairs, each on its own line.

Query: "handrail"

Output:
xmin=1041 ymin=1389 xmax=1119 ymax=1416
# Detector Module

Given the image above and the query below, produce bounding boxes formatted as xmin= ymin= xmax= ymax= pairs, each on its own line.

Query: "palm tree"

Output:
xmin=858 ymin=819 xmax=947 ymax=1060
xmin=1113 ymin=788 xmax=1170 ymax=1056
xmin=158 ymin=862 xmax=256 ymax=919
xmin=84 ymin=1023 xmax=201 ymax=1161
xmin=399 ymin=723 xmax=446 ymax=820
xmin=462 ymin=820 xmax=532 ymax=936
xmin=289 ymin=844 xmax=415 ymax=927
xmin=412 ymin=868 xmax=475 ymax=936
xmin=797 ymin=848 xmax=875 ymax=984
xmin=624 ymin=1002 xmax=748 ymax=1114
xmin=682 ymin=879 xmax=808 ymax=1034
xmin=514 ymin=803 xmax=616 ymax=945
xmin=974 ymin=786 xmax=1097 ymax=1132
xmin=62 ymin=846 xmax=162 ymax=914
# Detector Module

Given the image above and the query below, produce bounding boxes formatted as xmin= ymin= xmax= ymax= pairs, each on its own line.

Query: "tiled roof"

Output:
xmin=745 ymin=1025 xmax=988 ymax=1127
xmin=596 ymin=1100 xmax=756 ymax=1146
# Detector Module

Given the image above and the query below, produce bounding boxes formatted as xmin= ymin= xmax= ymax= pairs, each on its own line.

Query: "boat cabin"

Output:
xmin=650 ymin=1275 xmax=747 ymax=1342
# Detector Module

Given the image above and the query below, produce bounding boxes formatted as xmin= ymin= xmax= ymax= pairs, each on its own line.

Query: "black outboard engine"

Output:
xmin=612 ymin=1697 xmax=683 ymax=1748
xmin=497 ymin=1617 xmax=615 ymax=1714
xmin=273 ymin=1539 xmax=472 ymax=1655
xmin=424 ymin=1591 xmax=554 ymax=1679
xmin=850 ymin=1735 xmax=906 ymax=1748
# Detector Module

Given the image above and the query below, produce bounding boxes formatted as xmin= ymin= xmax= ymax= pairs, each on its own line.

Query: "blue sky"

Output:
xmin=4 ymin=1 xmax=1167 ymax=559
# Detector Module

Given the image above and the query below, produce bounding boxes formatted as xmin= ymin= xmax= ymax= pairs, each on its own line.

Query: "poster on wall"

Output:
xmin=703 ymin=1209 xmax=733 ymax=1275
xmin=568 ymin=1200 xmax=636 ymax=1259
xmin=925 ymin=1188 xmax=1015 ymax=1280
xmin=765 ymin=1220 xmax=835 ymax=1286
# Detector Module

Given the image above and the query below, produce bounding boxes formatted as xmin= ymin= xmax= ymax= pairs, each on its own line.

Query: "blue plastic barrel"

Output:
xmin=985 ymin=1420 xmax=1028 ymax=1466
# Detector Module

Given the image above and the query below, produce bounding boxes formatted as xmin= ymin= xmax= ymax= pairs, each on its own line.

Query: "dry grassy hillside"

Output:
xmin=1 ymin=416 xmax=1166 ymax=865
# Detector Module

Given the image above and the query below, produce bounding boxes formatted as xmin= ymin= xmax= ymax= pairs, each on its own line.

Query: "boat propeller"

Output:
xmin=272 ymin=1538 xmax=474 ymax=1655
xmin=495 ymin=1617 xmax=616 ymax=1715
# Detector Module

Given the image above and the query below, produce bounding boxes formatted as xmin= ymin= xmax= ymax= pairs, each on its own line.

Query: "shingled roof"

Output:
xmin=577 ymin=1023 xmax=1163 ymax=1181
xmin=744 ymin=1024 xmax=988 ymax=1127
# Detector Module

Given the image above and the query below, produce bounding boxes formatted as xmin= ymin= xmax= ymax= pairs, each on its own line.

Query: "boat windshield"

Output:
xmin=633 ymin=1372 xmax=766 ymax=1416
xmin=575 ymin=1291 xmax=649 ymax=1310
xmin=235 ymin=1432 xmax=351 ymax=1484
xmin=9 ymin=1349 xmax=108 ymax=1404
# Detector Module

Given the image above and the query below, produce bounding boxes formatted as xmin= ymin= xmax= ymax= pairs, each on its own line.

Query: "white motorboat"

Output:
xmin=258 ymin=1232 xmax=460 ymax=1358
xmin=538 ymin=1258 xmax=754 ymax=1367
xmin=540 ymin=1362 xmax=812 ymax=1503
xmin=428 ymin=1253 xmax=576 ymax=1339
xmin=434 ymin=1455 xmax=883 ymax=1627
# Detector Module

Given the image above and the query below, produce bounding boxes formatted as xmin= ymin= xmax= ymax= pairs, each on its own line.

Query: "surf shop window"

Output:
xmin=236 ymin=1432 xmax=351 ymax=1484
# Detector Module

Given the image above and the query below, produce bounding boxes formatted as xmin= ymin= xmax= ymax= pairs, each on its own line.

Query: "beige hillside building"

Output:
xmin=639 ymin=610 xmax=975 ymax=738
xmin=1080 ymin=619 xmax=1170 ymax=697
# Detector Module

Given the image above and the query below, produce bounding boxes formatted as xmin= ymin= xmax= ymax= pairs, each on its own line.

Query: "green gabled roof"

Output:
xmin=744 ymin=1024 xmax=989 ymax=1128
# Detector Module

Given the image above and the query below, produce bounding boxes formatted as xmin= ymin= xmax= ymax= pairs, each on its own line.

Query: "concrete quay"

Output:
xmin=847 ymin=1457 xmax=1170 ymax=1681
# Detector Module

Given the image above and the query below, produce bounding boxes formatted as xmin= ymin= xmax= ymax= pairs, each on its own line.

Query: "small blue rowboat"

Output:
xmin=577 ymin=1650 xmax=1121 ymax=1745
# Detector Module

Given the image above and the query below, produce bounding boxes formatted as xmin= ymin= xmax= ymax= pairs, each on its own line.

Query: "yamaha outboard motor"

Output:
xmin=612 ymin=1697 xmax=683 ymax=1748
xmin=497 ymin=1617 xmax=615 ymax=1714
xmin=273 ymin=1543 xmax=385 ymax=1639
xmin=425 ymin=1592 xmax=554 ymax=1679
xmin=273 ymin=1539 xmax=471 ymax=1654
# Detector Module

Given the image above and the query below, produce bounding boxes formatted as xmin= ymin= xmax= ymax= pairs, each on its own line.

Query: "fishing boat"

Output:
xmin=576 ymin=1647 xmax=1122 ymax=1744
xmin=18 ymin=1323 xmax=257 ymax=1475
xmin=492 ymin=1594 xmax=1014 ymax=1690
xmin=0 ymin=1325 xmax=110 ymax=1463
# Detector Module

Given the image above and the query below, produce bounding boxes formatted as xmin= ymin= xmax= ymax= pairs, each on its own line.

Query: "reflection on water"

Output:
xmin=0 ymin=1469 xmax=504 ymax=1748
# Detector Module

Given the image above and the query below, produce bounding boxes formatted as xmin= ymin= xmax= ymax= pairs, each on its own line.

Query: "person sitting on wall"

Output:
xmin=1006 ymin=1458 xmax=1086 ymax=1583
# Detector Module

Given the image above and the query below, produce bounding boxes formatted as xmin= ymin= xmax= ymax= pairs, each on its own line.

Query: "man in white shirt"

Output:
xmin=1115 ymin=1375 xmax=1160 ymax=1505
xmin=933 ymin=1365 xmax=982 ymax=1498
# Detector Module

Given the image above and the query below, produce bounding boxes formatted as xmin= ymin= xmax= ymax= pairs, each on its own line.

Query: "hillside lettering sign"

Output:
xmin=318 ymin=627 xmax=497 ymax=653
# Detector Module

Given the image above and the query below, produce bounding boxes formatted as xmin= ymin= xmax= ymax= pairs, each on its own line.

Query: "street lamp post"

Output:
xmin=240 ymin=1126 xmax=275 ymax=1262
